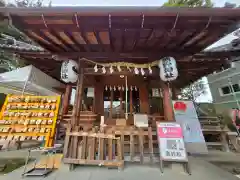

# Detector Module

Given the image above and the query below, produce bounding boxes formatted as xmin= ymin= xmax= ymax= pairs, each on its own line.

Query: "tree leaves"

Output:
xmin=163 ymin=0 xmax=213 ymax=7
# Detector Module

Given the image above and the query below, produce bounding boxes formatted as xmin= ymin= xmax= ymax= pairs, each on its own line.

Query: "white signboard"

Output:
xmin=173 ymin=100 xmax=208 ymax=154
xmin=157 ymin=122 xmax=187 ymax=161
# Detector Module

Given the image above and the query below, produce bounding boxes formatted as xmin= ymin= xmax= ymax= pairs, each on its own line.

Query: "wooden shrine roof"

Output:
xmin=2 ymin=7 xmax=240 ymax=87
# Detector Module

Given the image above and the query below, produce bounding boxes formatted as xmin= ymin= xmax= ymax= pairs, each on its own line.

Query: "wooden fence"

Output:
xmin=63 ymin=125 xmax=124 ymax=169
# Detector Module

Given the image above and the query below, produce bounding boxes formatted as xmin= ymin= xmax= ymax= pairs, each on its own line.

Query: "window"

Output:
xmin=221 ymin=86 xmax=232 ymax=95
xmin=232 ymin=84 xmax=240 ymax=92
xmin=220 ymin=84 xmax=240 ymax=95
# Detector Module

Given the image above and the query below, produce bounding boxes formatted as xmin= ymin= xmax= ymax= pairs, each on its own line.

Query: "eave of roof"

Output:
xmin=1 ymin=6 xmax=240 ymax=87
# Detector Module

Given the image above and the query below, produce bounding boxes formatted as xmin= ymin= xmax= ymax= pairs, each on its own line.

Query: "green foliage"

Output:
xmin=180 ymin=79 xmax=207 ymax=101
xmin=163 ymin=0 xmax=213 ymax=7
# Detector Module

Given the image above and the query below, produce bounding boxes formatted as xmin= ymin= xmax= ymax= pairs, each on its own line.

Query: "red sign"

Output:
xmin=174 ymin=101 xmax=187 ymax=112
xmin=158 ymin=126 xmax=183 ymax=138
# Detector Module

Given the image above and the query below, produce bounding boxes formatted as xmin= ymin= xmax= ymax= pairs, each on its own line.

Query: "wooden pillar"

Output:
xmin=172 ymin=87 xmax=181 ymax=100
xmin=76 ymin=68 xmax=84 ymax=118
xmin=109 ymin=89 xmax=113 ymax=119
xmin=94 ymin=81 xmax=104 ymax=115
xmin=139 ymin=85 xmax=149 ymax=114
xmin=162 ymin=83 xmax=174 ymax=121
xmin=71 ymin=63 xmax=84 ymax=126
xmin=62 ymin=84 xmax=72 ymax=115
xmin=120 ymin=90 xmax=123 ymax=117
xmin=130 ymin=90 xmax=133 ymax=114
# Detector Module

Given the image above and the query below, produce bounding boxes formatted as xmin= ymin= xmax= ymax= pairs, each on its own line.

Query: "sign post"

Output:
xmin=156 ymin=122 xmax=191 ymax=174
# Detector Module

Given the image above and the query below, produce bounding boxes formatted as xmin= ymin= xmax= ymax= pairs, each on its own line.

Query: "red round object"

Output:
xmin=174 ymin=101 xmax=187 ymax=111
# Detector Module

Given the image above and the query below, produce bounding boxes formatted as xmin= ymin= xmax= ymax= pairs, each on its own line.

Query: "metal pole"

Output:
xmin=125 ymin=76 xmax=128 ymax=120
xmin=21 ymin=67 xmax=31 ymax=95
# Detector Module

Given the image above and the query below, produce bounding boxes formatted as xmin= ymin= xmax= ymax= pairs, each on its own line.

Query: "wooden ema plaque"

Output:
xmin=156 ymin=122 xmax=191 ymax=175
xmin=0 ymin=95 xmax=61 ymax=148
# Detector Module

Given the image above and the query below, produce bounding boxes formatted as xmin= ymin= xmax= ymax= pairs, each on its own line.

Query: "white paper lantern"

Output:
xmin=61 ymin=60 xmax=78 ymax=83
xmin=158 ymin=57 xmax=178 ymax=82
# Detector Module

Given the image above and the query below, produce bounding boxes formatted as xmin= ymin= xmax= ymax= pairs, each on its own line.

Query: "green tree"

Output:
xmin=163 ymin=0 xmax=213 ymax=7
xmin=180 ymin=78 xmax=207 ymax=101
xmin=0 ymin=0 xmax=45 ymax=73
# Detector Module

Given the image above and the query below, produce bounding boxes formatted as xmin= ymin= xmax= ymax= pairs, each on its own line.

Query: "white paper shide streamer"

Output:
xmin=158 ymin=57 xmax=178 ymax=82
xmin=61 ymin=60 xmax=78 ymax=83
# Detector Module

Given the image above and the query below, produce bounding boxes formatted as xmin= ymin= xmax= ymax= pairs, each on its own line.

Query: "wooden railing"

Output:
xmin=63 ymin=125 xmax=124 ymax=170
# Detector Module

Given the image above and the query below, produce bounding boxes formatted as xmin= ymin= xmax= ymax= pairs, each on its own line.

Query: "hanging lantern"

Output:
xmin=158 ymin=57 xmax=178 ymax=82
xmin=61 ymin=60 xmax=78 ymax=83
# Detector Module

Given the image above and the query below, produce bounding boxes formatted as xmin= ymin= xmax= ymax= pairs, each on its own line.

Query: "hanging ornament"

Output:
xmin=118 ymin=86 xmax=121 ymax=91
xmin=148 ymin=66 xmax=152 ymax=74
xmin=114 ymin=86 xmax=116 ymax=91
xmin=94 ymin=64 xmax=98 ymax=72
xmin=158 ymin=57 xmax=178 ymax=82
xmin=61 ymin=60 xmax=78 ymax=83
xmin=130 ymin=86 xmax=133 ymax=91
xmin=110 ymin=66 xmax=114 ymax=74
xmin=110 ymin=86 xmax=112 ymax=90
xmin=135 ymin=86 xmax=137 ymax=91
xmin=122 ymin=86 xmax=124 ymax=91
xmin=102 ymin=66 xmax=106 ymax=74
xmin=134 ymin=67 xmax=139 ymax=74
xmin=117 ymin=66 xmax=122 ymax=72
xmin=127 ymin=66 xmax=131 ymax=72
xmin=141 ymin=68 xmax=145 ymax=75
xmin=105 ymin=86 xmax=108 ymax=91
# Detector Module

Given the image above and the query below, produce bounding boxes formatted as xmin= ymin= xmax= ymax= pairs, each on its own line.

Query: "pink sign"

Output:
xmin=158 ymin=126 xmax=183 ymax=138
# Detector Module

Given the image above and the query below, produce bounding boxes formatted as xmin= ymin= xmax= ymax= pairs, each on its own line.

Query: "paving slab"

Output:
xmin=1 ymin=157 xmax=239 ymax=180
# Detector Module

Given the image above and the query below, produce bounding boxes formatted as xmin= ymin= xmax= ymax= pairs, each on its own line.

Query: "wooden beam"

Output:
xmin=62 ymin=84 xmax=72 ymax=115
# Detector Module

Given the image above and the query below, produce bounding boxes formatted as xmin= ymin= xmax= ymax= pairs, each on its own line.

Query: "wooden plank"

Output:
xmin=148 ymin=127 xmax=154 ymax=163
xmin=121 ymin=133 xmax=124 ymax=156
xmin=66 ymin=132 xmax=117 ymax=139
xmin=98 ymin=138 xmax=104 ymax=160
xmin=130 ymin=133 xmax=135 ymax=161
xmin=72 ymin=126 xmax=79 ymax=159
xmin=117 ymin=139 xmax=123 ymax=161
xmin=138 ymin=129 xmax=144 ymax=164
xmin=63 ymin=127 xmax=71 ymax=158
xmin=89 ymin=137 xmax=96 ymax=160
xmin=63 ymin=158 xmax=123 ymax=167
xmin=108 ymin=138 xmax=113 ymax=160
xmin=81 ymin=135 xmax=87 ymax=159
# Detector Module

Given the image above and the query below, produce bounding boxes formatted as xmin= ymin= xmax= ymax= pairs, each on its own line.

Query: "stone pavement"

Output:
xmin=1 ymin=156 xmax=239 ymax=180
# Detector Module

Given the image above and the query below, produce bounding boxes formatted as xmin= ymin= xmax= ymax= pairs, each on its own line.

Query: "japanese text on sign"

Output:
xmin=157 ymin=122 xmax=187 ymax=161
